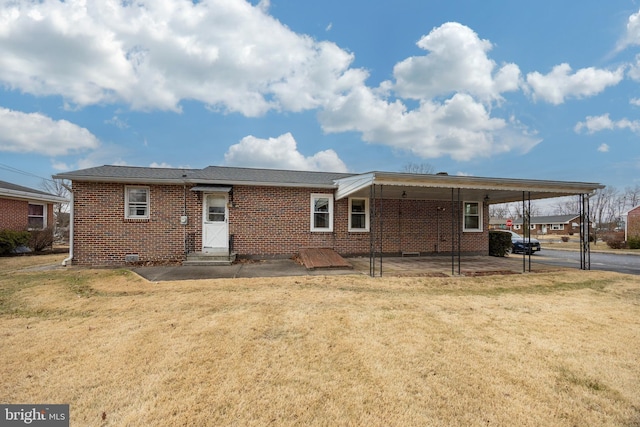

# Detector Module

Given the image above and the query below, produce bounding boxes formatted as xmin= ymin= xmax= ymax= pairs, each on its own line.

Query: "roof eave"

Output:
xmin=0 ymin=189 xmax=67 ymax=203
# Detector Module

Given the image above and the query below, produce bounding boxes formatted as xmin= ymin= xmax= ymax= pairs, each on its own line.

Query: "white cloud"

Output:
xmin=626 ymin=54 xmax=640 ymax=81
xmin=0 ymin=0 xmax=363 ymax=116
xmin=315 ymin=22 xmax=539 ymax=161
xmin=392 ymin=22 xmax=521 ymax=103
xmin=51 ymin=161 xmax=71 ymax=171
xmin=0 ymin=107 xmax=99 ymax=156
xmin=0 ymin=3 xmax=541 ymax=164
xmin=630 ymin=98 xmax=640 ymax=106
xmin=598 ymin=143 xmax=610 ymax=152
xmin=575 ymin=113 xmax=640 ymax=134
xmin=526 ymin=64 xmax=623 ymax=105
xmin=149 ymin=162 xmax=174 ymax=168
xmin=105 ymin=116 xmax=129 ymax=129
xmin=223 ymin=133 xmax=348 ymax=172
xmin=617 ymin=9 xmax=640 ymax=51
xmin=319 ymin=86 xmax=541 ymax=161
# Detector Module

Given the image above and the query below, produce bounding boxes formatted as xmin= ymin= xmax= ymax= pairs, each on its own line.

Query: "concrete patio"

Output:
xmin=133 ymin=254 xmax=561 ymax=281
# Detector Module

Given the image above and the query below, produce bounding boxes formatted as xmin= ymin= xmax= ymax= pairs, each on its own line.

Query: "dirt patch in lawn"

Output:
xmin=1 ymin=259 xmax=639 ymax=426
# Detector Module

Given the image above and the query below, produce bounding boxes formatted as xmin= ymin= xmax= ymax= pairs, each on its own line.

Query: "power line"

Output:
xmin=0 ymin=163 xmax=55 ymax=183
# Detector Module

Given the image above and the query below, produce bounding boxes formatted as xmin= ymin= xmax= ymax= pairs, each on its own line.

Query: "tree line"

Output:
xmin=489 ymin=184 xmax=640 ymax=230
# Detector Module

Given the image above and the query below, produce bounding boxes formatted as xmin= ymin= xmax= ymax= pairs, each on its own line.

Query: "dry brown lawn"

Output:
xmin=1 ymin=256 xmax=639 ymax=426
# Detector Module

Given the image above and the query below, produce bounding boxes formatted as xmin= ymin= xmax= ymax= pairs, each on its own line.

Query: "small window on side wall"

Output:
xmin=463 ymin=201 xmax=482 ymax=232
xmin=125 ymin=187 xmax=150 ymax=219
xmin=349 ymin=198 xmax=369 ymax=232
xmin=28 ymin=203 xmax=45 ymax=229
xmin=311 ymin=194 xmax=333 ymax=232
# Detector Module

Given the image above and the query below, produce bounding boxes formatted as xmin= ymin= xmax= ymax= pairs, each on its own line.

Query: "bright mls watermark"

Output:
xmin=1 ymin=405 xmax=69 ymax=426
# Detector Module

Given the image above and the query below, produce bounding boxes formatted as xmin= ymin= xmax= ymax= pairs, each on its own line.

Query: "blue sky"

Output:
xmin=1 ymin=0 xmax=640 ymax=192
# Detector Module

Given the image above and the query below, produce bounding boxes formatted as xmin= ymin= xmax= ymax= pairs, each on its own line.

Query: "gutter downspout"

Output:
xmin=62 ymin=184 xmax=73 ymax=266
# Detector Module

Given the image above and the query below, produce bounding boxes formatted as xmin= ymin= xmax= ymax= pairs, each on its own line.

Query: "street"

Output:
xmin=532 ymin=248 xmax=640 ymax=275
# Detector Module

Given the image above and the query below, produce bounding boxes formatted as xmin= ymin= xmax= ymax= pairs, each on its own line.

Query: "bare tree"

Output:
xmin=40 ymin=178 xmax=70 ymax=229
xmin=551 ymin=196 xmax=581 ymax=216
xmin=623 ymin=184 xmax=640 ymax=209
xmin=591 ymin=186 xmax=618 ymax=231
xmin=489 ymin=202 xmax=541 ymax=219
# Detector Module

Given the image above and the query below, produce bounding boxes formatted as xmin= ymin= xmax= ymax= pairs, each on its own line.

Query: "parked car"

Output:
xmin=497 ymin=230 xmax=541 ymax=254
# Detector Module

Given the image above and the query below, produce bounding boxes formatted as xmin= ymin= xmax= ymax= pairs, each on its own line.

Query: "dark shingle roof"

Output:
xmin=0 ymin=180 xmax=67 ymax=202
xmin=198 ymin=166 xmax=352 ymax=186
xmin=513 ymin=215 xmax=580 ymax=225
xmin=54 ymin=165 xmax=354 ymax=187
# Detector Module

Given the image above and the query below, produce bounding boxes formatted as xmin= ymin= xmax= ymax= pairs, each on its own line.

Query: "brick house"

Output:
xmin=54 ymin=165 xmax=603 ymax=267
xmin=0 ymin=180 xmax=67 ymax=231
xmin=512 ymin=215 xmax=589 ymax=236
xmin=623 ymin=205 xmax=640 ymax=241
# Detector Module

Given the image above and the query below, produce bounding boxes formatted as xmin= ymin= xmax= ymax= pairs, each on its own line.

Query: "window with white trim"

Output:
xmin=514 ymin=224 xmax=521 ymax=230
xmin=349 ymin=198 xmax=369 ymax=232
xmin=28 ymin=203 xmax=46 ymax=229
xmin=311 ymin=194 xmax=333 ymax=232
xmin=463 ymin=201 xmax=482 ymax=232
xmin=125 ymin=187 xmax=150 ymax=219
xmin=551 ymin=224 xmax=564 ymax=230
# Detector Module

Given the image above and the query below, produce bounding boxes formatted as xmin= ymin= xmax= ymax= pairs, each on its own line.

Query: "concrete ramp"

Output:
xmin=298 ymin=248 xmax=353 ymax=270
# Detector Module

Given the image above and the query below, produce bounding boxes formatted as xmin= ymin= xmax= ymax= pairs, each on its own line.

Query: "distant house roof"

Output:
xmin=54 ymin=165 xmax=605 ymax=204
xmin=489 ymin=218 xmax=508 ymax=225
xmin=0 ymin=180 xmax=67 ymax=204
xmin=513 ymin=215 xmax=580 ymax=225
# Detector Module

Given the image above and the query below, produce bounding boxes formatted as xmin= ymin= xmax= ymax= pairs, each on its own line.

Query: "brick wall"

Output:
xmin=72 ymin=182 xmax=202 ymax=266
xmin=230 ymin=185 xmax=489 ymax=258
xmin=46 ymin=204 xmax=55 ymax=228
xmin=0 ymin=198 xmax=29 ymax=230
xmin=0 ymin=198 xmax=55 ymax=230
xmin=628 ymin=206 xmax=640 ymax=239
xmin=72 ymin=182 xmax=490 ymax=265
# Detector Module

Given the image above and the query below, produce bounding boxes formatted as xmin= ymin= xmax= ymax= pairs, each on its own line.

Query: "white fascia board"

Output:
xmin=371 ymin=173 xmax=604 ymax=195
xmin=0 ymin=189 xmax=67 ymax=203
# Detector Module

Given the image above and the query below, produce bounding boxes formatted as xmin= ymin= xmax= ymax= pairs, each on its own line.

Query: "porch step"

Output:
xmin=183 ymin=252 xmax=237 ymax=266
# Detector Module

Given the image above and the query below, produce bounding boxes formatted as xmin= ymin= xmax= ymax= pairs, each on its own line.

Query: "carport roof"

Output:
xmin=54 ymin=165 xmax=604 ymax=204
xmin=333 ymin=171 xmax=604 ymax=204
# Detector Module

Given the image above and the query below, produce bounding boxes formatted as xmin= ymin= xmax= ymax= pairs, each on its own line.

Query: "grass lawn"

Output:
xmin=1 ymin=256 xmax=639 ymax=426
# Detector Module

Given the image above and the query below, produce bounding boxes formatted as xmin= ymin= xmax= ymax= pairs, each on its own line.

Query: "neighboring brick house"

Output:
xmin=623 ymin=205 xmax=640 ymax=241
xmin=512 ymin=215 xmax=590 ymax=235
xmin=0 ymin=180 xmax=67 ymax=231
xmin=54 ymin=165 xmax=603 ymax=267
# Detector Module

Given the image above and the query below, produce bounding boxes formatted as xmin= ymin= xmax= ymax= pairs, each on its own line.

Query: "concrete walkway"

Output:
xmin=134 ymin=254 xmax=560 ymax=282
xmin=133 ymin=259 xmax=357 ymax=281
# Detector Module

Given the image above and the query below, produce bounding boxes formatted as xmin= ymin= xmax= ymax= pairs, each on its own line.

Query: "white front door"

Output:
xmin=202 ymin=193 xmax=228 ymax=252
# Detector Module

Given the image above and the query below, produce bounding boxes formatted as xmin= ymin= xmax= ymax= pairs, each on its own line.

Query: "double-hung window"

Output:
xmin=463 ymin=201 xmax=482 ymax=232
xmin=349 ymin=198 xmax=369 ymax=232
xmin=311 ymin=194 xmax=333 ymax=232
xmin=28 ymin=203 xmax=45 ymax=229
xmin=125 ymin=186 xmax=150 ymax=219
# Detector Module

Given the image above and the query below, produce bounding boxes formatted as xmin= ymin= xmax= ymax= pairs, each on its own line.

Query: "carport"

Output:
xmin=334 ymin=172 xmax=604 ymax=277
